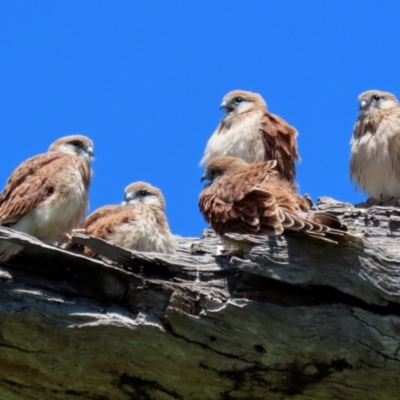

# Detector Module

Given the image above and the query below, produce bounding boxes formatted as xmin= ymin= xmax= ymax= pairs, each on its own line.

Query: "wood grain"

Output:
xmin=0 ymin=198 xmax=399 ymax=399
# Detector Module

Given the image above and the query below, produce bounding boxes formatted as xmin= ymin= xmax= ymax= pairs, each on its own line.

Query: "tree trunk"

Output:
xmin=0 ymin=198 xmax=399 ymax=400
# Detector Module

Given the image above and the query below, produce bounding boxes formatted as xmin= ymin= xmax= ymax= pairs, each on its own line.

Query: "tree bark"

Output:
xmin=0 ymin=198 xmax=399 ymax=399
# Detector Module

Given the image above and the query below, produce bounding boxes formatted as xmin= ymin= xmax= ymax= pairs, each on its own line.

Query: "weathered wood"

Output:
xmin=0 ymin=198 xmax=400 ymax=399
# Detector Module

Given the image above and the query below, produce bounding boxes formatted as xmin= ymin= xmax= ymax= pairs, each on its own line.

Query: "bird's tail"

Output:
xmin=279 ymin=210 xmax=355 ymax=243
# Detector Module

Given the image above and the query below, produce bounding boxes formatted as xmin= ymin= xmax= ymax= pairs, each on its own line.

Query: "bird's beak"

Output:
xmin=201 ymin=174 xmax=212 ymax=188
xmin=220 ymin=100 xmax=227 ymax=110
xmin=86 ymin=146 xmax=94 ymax=157
xmin=359 ymin=100 xmax=368 ymax=110
xmin=124 ymin=193 xmax=133 ymax=202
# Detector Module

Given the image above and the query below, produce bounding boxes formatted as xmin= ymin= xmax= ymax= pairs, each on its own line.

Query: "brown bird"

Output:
xmin=350 ymin=90 xmax=400 ymax=205
xmin=67 ymin=181 xmax=176 ymax=257
xmin=199 ymin=156 xmax=347 ymax=244
xmin=0 ymin=135 xmax=93 ymax=261
xmin=201 ymin=90 xmax=300 ymax=182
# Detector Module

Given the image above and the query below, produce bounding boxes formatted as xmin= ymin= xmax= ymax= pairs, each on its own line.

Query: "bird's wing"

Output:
xmin=384 ymin=112 xmax=400 ymax=179
xmin=68 ymin=205 xmax=136 ymax=257
xmin=210 ymin=160 xmax=277 ymax=204
xmin=81 ymin=205 xmax=136 ymax=239
xmin=260 ymin=111 xmax=299 ymax=182
xmin=0 ymin=152 xmax=75 ymax=225
xmin=199 ymin=162 xmax=281 ymax=236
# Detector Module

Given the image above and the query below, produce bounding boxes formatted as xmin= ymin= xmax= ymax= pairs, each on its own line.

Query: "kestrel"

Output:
xmin=350 ymin=90 xmax=400 ymax=205
xmin=67 ymin=181 xmax=176 ymax=257
xmin=199 ymin=156 xmax=347 ymax=243
xmin=0 ymin=135 xmax=94 ymax=261
xmin=201 ymin=90 xmax=300 ymax=182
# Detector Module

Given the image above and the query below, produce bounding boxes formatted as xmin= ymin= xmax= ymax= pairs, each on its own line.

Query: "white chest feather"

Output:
xmin=201 ymin=111 xmax=266 ymax=165
xmin=351 ymin=127 xmax=400 ymax=201
xmin=18 ymin=166 xmax=88 ymax=243
xmin=109 ymin=212 xmax=176 ymax=254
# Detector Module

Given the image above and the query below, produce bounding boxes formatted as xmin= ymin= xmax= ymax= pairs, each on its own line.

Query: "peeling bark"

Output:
xmin=0 ymin=198 xmax=399 ymax=399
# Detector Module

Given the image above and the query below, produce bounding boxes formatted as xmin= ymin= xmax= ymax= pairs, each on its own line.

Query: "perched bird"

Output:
xmin=67 ymin=181 xmax=176 ymax=257
xmin=199 ymin=156 xmax=347 ymax=244
xmin=350 ymin=90 xmax=400 ymax=205
xmin=0 ymin=135 xmax=94 ymax=261
xmin=201 ymin=90 xmax=300 ymax=183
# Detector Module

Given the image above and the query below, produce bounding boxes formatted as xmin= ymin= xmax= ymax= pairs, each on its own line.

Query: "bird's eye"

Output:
xmin=372 ymin=94 xmax=381 ymax=101
xmin=234 ymin=97 xmax=243 ymax=104
xmin=69 ymin=140 xmax=83 ymax=147
xmin=137 ymin=190 xmax=148 ymax=197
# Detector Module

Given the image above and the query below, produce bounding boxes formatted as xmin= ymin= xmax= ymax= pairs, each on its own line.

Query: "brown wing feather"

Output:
xmin=66 ymin=205 xmax=136 ymax=257
xmin=210 ymin=160 xmax=277 ymax=204
xmin=251 ymin=187 xmax=347 ymax=238
xmin=199 ymin=172 xmax=348 ymax=241
xmin=82 ymin=205 xmax=135 ymax=239
xmin=306 ymin=212 xmax=348 ymax=232
xmin=199 ymin=181 xmax=282 ymax=236
xmin=261 ymin=111 xmax=299 ymax=182
xmin=0 ymin=152 xmax=76 ymax=225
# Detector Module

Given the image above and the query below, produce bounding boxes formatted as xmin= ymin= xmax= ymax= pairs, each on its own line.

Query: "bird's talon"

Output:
xmin=366 ymin=197 xmax=382 ymax=206
xmin=65 ymin=233 xmax=72 ymax=241
xmin=71 ymin=228 xmax=87 ymax=234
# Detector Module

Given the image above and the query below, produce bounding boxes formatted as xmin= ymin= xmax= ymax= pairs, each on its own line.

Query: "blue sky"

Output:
xmin=0 ymin=1 xmax=399 ymax=237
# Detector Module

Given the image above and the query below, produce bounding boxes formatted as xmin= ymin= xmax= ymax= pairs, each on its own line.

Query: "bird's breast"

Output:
xmin=350 ymin=128 xmax=400 ymax=201
xmin=33 ymin=165 xmax=88 ymax=242
xmin=108 ymin=209 xmax=175 ymax=253
xmin=202 ymin=112 xmax=265 ymax=165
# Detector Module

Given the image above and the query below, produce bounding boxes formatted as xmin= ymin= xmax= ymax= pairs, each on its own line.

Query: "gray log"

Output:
xmin=0 ymin=198 xmax=399 ymax=400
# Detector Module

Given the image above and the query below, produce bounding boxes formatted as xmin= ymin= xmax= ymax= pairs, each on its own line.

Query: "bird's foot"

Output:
xmin=389 ymin=196 xmax=400 ymax=207
xmin=56 ymin=232 xmax=73 ymax=248
xmin=71 ymin=228 xmax=87 ymax=234
xmin=366 ymin=196 xmax=383 ymax=207
xmin=61 ymin=229 xmax=86 ymax=247
xmin=216 ymin=244 xmax=247 ymax=259
xmin=64 ymin=233 xmax=72 ymax=241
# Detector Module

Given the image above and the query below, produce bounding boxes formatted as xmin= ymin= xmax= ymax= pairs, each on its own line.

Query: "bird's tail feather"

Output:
xmin=279 ymin=210 xmax=354 ymax=243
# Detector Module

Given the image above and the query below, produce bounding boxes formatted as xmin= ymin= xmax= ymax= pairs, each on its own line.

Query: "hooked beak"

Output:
xmin=86 ymin=146 xmax=94 ymax=157
xmin=359 ymin=100 xmax=368 ymax=111
xmin=220 ymin=100 xmax=228 ymax=110
xmin=124 ymin=192 xmax=134 ymax=203
xmin=201 ymin=174 xmax=211 ymax=188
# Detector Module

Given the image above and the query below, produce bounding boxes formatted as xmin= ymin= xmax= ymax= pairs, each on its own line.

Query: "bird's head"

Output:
xmin=201 ymin=156 xmax=248 ymax=187
xmin=49 ymin=135 xmax=94 ymax=164
xmin=123 ymin=181 xmax=166 ymax=210
xmin=220 ymin=90 xmax=267 ymax=121
xmin=358 ymin=90 xmax=399 ymax=114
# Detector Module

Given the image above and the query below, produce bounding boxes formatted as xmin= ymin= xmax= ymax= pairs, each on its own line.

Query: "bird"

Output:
xmin=200 ymin=90 xmax=300 ymax=183
xmin=199 ymin=156 xmax=348 ymax=246
xmin=66 ymin=181 xmax=176 ymax=257
xmin=0 ymin=135 xmax=94 ymax=261
xmin=350 ymin=90 xmax=400 ymax=205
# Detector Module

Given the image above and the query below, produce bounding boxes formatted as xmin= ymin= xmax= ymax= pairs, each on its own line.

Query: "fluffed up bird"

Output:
xmin=199 ymin=156 xmax=348 ymax=246
xmin=201 ymin=90 xmax=300 ymax=183
xmin=350 ymin=90 xmax=400 ymax=205
xmin=0 ymin=135 xmax=94 ymax=261
xmin=66 ymin=181 xmax=176 ymax=257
